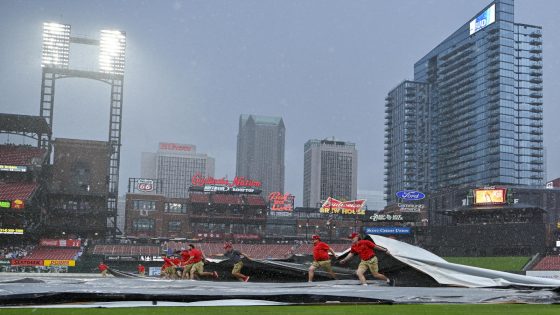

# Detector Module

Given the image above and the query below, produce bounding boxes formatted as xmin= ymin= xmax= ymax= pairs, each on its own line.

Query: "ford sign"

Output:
xmin=396 ymin=190 xmax=425 ymax=201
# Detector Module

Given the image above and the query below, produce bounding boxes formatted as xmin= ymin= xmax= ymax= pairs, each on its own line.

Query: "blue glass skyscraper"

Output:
xmin=385 ymin=0 xmax=543 ymax=204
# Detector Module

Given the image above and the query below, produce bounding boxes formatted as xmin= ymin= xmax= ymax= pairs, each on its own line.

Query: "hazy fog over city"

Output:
xmin=1 ymin=0 xmax=559 ymax=205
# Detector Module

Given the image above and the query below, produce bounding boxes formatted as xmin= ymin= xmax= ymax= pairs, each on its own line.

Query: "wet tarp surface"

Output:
xmin=0 ymin=275 xmax=559 ymax=306
xmin=369 ymin=235 xmax=560 ymax=288
xmin=1 ymin=236 xmax=559 ymax=306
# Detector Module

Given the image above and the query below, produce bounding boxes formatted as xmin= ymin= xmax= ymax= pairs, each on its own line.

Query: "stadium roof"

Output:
xmin=0 ymin=113 xmax=51 ymax=136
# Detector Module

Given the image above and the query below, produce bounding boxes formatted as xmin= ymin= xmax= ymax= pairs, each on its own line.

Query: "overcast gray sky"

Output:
xmin=1 ymin=0 xmax=559 ymax=206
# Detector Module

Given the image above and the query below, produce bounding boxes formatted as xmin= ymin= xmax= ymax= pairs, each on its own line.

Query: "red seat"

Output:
xmin=532 ymin=256 xmax=560 ymax=271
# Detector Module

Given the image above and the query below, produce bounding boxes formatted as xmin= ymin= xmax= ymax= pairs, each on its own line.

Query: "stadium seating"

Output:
xmin=24 ymin=247 xmax=80 ymax=260
xmin=212 ymin=194 xmax=242 ymax=205
xmin=0 ymin=182 xmax=38 ymax=200
xmin=245 ymin=195 xmax=266 ymax=206
xmin=91 ymin=245 xmax=160 ymax=256
xmin=0 ymin=145 xmax=46 ymax=165
xmin=532 ymin=255 xmax=560 ymax=271
xmin=189 ymin=193 xmax=210 ymax=204
xmin=89 ymin=241 xmax=351 ymax=260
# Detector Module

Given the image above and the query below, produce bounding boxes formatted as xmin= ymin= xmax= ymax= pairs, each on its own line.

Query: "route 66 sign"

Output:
xmin=137 ymin=179 xmax=154 ymax=192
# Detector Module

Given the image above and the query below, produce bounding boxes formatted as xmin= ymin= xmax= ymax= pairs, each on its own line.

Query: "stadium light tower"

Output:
xmin=39 ymin=22 xmax=126 ymax=239
xmin=100 ymin=30 xmax=126 ymax=75
xmin=41 ymin=22 xmax=70 ymax=69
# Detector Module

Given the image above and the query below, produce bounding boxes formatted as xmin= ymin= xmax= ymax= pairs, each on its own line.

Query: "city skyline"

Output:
xmin=385 ymin=0 xmax=545 ymax=203
xmin=0 ymin=1 xmax=559 ymax=207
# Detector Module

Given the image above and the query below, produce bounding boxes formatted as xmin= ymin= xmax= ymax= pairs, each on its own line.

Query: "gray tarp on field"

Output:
xmin=369 ymin=234 xmax=560 ymax=288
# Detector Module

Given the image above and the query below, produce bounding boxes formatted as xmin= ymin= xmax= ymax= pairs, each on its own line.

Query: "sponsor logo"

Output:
xmin=268 ymin=192 xmax=295 ymax=212
xmin=364 ymin=227 xmax=411 ymax=235
xmin=395 ymin=190 xmax=425 ymax=201
xmin=191 ymin=173 xmax=261 ymax=188
xmin=159 ymin=142 xmax=193 ymax=152
xmin=10 ymin=259 xmax=44 ymax=266
xmin=44 ymin=260 xmax=76 ymax=266
xmin=469 ymin=4 xmax=495 ymax=35
xmin=202 ymin=185 xmax=260 ymax=194
xmin=320 ymin=197 xmax=366 ymax=215
xmin=0 ymin=165 xmax=27 ymax=172
xmin=397 ymin=203 xmax=425 ymax=213
xmin=369 ymin=214 xmax=404 ymax=222
xmin=136 ymin=179 xmax=154 ymax=192
xmin=0 ymin=228 xmax=24 ymax=234
xmin=11 ymin=199 xmax=25 ymax=209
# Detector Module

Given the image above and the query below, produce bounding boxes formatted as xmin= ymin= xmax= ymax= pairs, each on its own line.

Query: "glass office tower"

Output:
xmin=236 ymin=114 xmax=285 ymax=199
xmin=385 ymin=0 xmax=543 ymax=204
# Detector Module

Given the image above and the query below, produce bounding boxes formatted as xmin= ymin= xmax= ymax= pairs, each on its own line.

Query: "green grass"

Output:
xmin=0 ymin=305 xmax=559 ymax=315
xmin=443 ymin=256 xmax=530 ymax=271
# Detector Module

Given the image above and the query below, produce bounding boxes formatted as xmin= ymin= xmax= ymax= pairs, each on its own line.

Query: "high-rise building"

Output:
xmin=357 ymin=190 xmax=386 ymax=212
xmin=303 ymin=138 xmax=358 ymax=208
xmin=236 ymin=114 xmax=285 ymax=198
xmin=384 ymin=0 xmax=544 ymax=204
xmin=141 ymin=142 xmax=215 ymax=198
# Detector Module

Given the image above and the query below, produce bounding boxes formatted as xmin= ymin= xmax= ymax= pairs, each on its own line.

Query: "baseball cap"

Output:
xmin=348 ymin=232 xmax=359 ymax=239
xmin=311 ymin=235 xmax=321 ymax=240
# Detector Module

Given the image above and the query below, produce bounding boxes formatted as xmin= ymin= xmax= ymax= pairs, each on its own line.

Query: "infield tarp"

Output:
xmin=369 ymin=234 xmax=560 ymax=288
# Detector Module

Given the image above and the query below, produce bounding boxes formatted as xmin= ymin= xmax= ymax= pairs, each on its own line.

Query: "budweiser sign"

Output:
xmin=320 ymin=197 xmax=366 ymax=215
xmin=191 ymin=173 xmax=261 ymax=187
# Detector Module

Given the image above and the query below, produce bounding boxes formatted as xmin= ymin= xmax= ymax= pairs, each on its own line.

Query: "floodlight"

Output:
xmin=99 ymin=29 xmax=126 ymax=76
xmin=42 ymin=22 xmax=70 ymax=68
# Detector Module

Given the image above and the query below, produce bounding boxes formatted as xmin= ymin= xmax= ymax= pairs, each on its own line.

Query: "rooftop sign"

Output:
xmin=191 ymin=174 xmax=261 ymax=188
xmin=159 ymin=142 xmax=194 ymax=152
xmin=469 ymin=4 xmax=495 ymax=35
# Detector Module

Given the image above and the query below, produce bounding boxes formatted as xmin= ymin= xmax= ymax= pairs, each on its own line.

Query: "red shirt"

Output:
xmin=172 ymin=257 xmax=181 ymax=266
xmin=137 ymin=265 xmax=145 ymax=273
xmin=189 ymin=248 xmax=203 ymax=263
xmin=350 ymin=240 xmax=376 ymax=260
xmin=98 ymin=263 xmax=108 ymax=271
xmin=180 ymin=250 xmax=191 ymax=263
xmin=313 ymin=241 xmax=331 ymax=261
xmin=162 ymin=257 xmax=174 ymax=268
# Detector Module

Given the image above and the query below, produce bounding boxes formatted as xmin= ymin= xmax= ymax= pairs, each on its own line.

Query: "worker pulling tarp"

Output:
xmin=369 ymin=234 xmax=560 ymax=288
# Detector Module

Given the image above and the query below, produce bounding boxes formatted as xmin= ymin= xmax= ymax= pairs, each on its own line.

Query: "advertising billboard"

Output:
xmin=474 ymin=188 xmax=507 ymax=205
xmin=268 ymin=192 xmax=295 ymax=212
xmin=128 ymin=178 xmax=162 ymax=194
xmin=364 ymin=227 xmax=411 ymax=235
xmin=0 ymin=228 xmax=24 ymax=235
xmin=395 ymin=190 xmax=425 ymax=201
xmin=320 ymin=197 xmax=366 ymax=215
xmin=191 ymin=174 xmax=261 ymax=188
xmin=0 ymin=165 xmax=27 ymax=172
xmin=469 ymin=4 xmax=495 ymax=35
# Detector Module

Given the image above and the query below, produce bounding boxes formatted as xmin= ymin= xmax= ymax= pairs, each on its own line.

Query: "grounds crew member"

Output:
xmin=339 ymin=232 xmax=394 ymax=286
xmin=308 ymin=235 xmax=337 ymax=282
